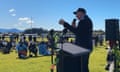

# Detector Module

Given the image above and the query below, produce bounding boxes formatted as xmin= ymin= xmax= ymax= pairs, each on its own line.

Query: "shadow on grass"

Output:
xmin=16 ymin=55 xmax=51 ymax=60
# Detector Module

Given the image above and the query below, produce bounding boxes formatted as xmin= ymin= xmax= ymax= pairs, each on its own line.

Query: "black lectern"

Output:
xmin=56 ymin=43 xmax=90 ymax=72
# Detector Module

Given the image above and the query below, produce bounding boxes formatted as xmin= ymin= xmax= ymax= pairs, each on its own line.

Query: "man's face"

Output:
xmin=75 ymin=12 xmax=85 ymax=20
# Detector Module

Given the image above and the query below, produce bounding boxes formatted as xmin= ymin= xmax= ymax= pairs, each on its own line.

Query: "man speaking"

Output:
xmin=59 ymin=8 xmax=93 ymax=72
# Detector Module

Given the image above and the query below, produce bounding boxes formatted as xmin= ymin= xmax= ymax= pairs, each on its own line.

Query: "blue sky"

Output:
xmin=0 ymin=0 xmax=120 ymax=30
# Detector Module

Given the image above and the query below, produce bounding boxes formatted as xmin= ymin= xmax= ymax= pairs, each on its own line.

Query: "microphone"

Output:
xmin=72 ymin=18 xmax=77 ymax=27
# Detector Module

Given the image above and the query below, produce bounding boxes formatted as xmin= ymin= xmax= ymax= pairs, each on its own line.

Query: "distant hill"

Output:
xmin=0 ymin=28 xmax=22 ymax=33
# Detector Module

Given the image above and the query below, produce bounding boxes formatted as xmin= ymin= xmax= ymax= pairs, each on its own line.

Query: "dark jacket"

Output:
xmin=64 ymin=15 xmax=93 ymax=51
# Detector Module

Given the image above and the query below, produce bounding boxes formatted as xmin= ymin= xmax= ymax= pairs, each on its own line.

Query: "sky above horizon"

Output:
xmin=0 ymin=0 xmax=120 ymax=30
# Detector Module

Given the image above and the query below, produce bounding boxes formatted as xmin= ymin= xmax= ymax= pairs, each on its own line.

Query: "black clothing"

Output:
xmin=62 ymin=15 xmax=93 ymax=72
xmin=64 ymin=15 xmax=93 ymax=51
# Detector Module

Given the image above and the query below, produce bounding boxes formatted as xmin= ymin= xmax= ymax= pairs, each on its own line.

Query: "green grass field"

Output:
xmin=0 ymin=45 xmax=107 ymax=72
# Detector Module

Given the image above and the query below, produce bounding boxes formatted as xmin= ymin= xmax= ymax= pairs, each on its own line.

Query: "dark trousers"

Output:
xmin=81 ymin=54 xmax=90 ymax=72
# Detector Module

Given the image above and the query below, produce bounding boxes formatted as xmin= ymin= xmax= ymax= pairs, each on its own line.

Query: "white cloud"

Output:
xmin=9 ymin=8 xmax=16 ymax=13
xmin=18 ymin=17 xmax=34 ymax=24
xmin=18 ymin=17 xmax=29 ymax=21
xmin=9 ymin=8 xmax=16 ymax=17
xmin=11 ymin=13 xmax=16 ymax=16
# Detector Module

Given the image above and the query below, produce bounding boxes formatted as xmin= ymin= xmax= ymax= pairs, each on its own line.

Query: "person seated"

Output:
xmin=38 ymin=41 xmax=51 ymax=56
xmin=1 ymin=40 xmax=7 ymax=52
xmin=2 ymin=40 xmax=7 ymax=48
xmin=0 ymin=40 xmax=3 ymax=49
xmin=28 ymin=41 xmax=38 ymax=57
xmin=16 ymin=40 xmax=27 ymax=59
xmin=4 ymin=41 xmax=12 ymax=54
xmin=1 ymin=40 xmax=10 ymax=54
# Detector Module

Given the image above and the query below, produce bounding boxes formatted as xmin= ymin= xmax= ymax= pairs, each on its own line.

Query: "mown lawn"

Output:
xmin=0 ymin=46 xmax=107 ymax=72
xmin=89 ymin=46 xmax=107 ymax=72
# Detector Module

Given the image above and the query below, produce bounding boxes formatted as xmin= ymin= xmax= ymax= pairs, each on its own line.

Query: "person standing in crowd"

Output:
xmin=15 ymin=34 xmax=19 ymax=41
xmin=59 ymin=8 xmax=93 ymax=72
xmin=20 ymin=34 xmax=24 ymax=41
xmin=0 ymin=35 xmax=1 ymax=40
xmin=0 ymin=42 xmax=2 ymax=49
xmin=2 ymin=34 xmax=5 ymax=40
xmin=94 ymin=35 xmax=99 ymax=47
xmin=28 ymin=35 xmax=32 ymax=42
xmin=98 ymin=34 xmax=104 ymax=46
xmin=0 ymin=37 xmax=2 ymax=49
xmin=10 ymin=34 xmax=14 ymax=42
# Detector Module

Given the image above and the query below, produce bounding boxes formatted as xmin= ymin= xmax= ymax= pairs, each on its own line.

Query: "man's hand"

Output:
xmin=59 ymin=19 xmax=65 ymax=25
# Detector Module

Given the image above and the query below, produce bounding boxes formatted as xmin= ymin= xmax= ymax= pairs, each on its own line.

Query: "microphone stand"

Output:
xmin=49 ymin=29 xmax=55 ymax=72
xmin=60 ymin=28 xmax=67 ymax=72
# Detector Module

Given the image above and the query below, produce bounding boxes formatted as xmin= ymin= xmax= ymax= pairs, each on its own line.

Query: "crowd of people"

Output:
xmin=93 ymin=34 xmax=104 ymax=47
xmin=0 ymin=33 xmax=105 ymax=59
xmin=0 ymin=35 xmax=51 ymax=59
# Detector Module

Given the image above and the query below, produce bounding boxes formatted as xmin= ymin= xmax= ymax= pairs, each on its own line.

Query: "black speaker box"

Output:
xmin=105 ymin=19 xmax=119 ymax=41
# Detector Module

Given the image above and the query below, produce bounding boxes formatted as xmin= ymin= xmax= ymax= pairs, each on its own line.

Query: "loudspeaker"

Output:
xmin=105 ymin=19 xmax=119 ymax=41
